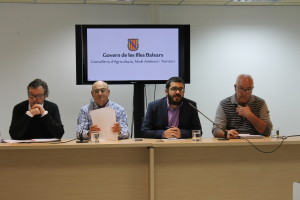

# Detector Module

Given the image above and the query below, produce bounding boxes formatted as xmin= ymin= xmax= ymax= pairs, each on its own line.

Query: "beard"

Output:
xmin=168 ymin=93 xmax=183 ymax=105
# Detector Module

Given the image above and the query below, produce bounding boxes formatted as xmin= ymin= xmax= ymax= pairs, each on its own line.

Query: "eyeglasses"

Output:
xmin=237 ymin=87 xmax=253 ymax=94
xmin=28 ymin=94 xmax=45 ymax=100
xmin=93 ymin=88 xmax=108 ymax=93
xmin=169 ymin=87 xmax=184 ymax=92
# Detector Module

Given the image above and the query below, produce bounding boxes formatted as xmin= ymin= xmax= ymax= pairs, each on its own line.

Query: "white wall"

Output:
xmin=0 ymin=3 xmax=149 ymax=139
xmin=0 ymin=4 xmax=300 ymax=139
xmin=158 ymin=5 xmax=300 ymax=137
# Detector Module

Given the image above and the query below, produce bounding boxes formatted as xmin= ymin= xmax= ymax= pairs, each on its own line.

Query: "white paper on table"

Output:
xmin=90 ymin=107 xmax=118 ymax=141
xmin=31 ymin=138 xmax=61 ymax=142
xmin=238 ymin=134 xmax=264 ymax=139
xmin=3 ymin=139 xmax=32 ymax=143
xmin=2 ymin=138 xmax=60 ymax=143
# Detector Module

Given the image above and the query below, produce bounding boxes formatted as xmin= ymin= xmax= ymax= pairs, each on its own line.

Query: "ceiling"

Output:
xmin=1 ymin=0 xmax=300 ymax=6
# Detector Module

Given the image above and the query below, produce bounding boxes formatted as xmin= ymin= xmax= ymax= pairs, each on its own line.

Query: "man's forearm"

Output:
xmin=246 ymin=113 xmax=267 ymax=134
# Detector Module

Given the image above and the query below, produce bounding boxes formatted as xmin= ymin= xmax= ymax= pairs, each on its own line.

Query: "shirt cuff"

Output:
xmin=26 ymin=111 xmax=34 ymax=118
xmin=41 ymin=111 xmax=48 ymax=117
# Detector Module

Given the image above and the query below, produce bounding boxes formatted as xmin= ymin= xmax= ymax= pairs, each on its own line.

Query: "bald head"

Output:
xmin=234 ymin=74 xmax=254 ymax=106
xmin=236 ymin=74 xmax=254 ymax=86
xmin=91 ymin=81 xmax=110 ymax=107
xmin=92 ymin=81 xmax=109 ymax=91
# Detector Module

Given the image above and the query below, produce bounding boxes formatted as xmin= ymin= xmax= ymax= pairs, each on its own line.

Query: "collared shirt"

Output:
xmin=167 ymin=99 xmax=182 ymax=128
xmin=76 ymin=99 xmax=129 ymax=139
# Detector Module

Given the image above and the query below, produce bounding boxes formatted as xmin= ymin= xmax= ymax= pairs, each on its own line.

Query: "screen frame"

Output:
xmin=75 ymin=24 xmax=190 ymax=85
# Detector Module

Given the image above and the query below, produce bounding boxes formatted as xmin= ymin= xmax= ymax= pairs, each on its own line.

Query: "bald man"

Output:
xmin=212 ymin=74 xmax=272 ymax=139
xmin=76 ymin=81 xmax=129 ymax=140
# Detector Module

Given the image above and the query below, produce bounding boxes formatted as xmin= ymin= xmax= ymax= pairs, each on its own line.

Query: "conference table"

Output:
xmin=1 ymin=137 xmax=300 ymax=200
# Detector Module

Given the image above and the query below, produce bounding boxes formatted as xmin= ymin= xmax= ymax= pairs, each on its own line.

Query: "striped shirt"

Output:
xmin=212 ymin=95 xmax=272 ymax=136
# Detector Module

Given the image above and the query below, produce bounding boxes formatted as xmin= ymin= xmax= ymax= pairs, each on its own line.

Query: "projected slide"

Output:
xmin=86 ymin=28 xmax=179 ymax=81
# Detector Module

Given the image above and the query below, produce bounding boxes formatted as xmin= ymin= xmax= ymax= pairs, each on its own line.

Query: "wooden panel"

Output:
xmin=0 ymin=147 xmax=149 ymax=200
xmin=2 ymin=138 xmax=300 ymax=200
xmin=154 ymin=144 xmax=300 ymax=200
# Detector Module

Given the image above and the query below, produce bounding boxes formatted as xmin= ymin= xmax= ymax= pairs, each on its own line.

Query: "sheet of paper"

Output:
xmin=3 ymin=138 xmax=61 ymax=143
xmin=238 ymin=134 xmax=264 ymax=139
xmin=3 ymin=139 xmax=32 ymax=143
xmin=90 ymin=107 xmax=118 ymax=141
xmin=31 ymin=138 xmax=61 ymax=142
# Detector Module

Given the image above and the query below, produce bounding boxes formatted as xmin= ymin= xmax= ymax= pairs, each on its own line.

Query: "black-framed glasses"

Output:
xmin=93 ymin=88 xmax=108 ymax=93
xmin=28 ymin=94 xmax=45 ymax=100
xmin=237 ymin=87 xmax=253 ymax=94
xmin=169 ymin=87 xmax=184 ymax=92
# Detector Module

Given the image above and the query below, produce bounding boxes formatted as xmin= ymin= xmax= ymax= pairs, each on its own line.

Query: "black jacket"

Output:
xmin=141 ymin=97 xmax=201 ymax=138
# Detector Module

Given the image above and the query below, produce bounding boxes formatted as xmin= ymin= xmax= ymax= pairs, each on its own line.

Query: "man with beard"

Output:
xmin=9 ymin=79 xmax=64 ymax=140
xmin=141 ymin=77 xmax=201 ymax=139
xmin=212 ymin=74 xmax=272 ymax=139
xmin=76 ymin=81 xmax=129 ymax=140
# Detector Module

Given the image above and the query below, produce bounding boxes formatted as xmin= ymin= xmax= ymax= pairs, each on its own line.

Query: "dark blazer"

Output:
xmin=141 ymin=97 xmax=201 ymax=138
xmin=9 ymin=100 xmax=64 ymax=140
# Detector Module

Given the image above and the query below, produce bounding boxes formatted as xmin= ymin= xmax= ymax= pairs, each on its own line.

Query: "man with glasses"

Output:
xmin=76 ymin=81 xmax=129 ymax=140
xmin=212 ymin=74 xmax=272 ymax=139
xmin=141 ymin=77 xmax=201 ymax=139
xmin=9 ymin=79 xmax=64 ymax=140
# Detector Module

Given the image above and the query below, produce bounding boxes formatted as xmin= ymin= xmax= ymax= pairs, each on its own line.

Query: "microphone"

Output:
xmin=76 ymin=123 xmax=88 ymax=143
xmin=189 ymin=102 xmax=229 ymax=140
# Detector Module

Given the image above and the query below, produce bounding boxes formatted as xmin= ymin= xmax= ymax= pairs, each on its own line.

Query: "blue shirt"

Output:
xmin=76 ymin=99 xmax=129 ymax=139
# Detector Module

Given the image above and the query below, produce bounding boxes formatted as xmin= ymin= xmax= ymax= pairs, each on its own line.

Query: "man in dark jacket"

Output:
xmin=141 ymin=77 xmax=201 ymax=139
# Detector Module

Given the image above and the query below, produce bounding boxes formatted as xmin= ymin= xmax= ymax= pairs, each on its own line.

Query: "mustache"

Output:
xmin=173 ymin=94 xmax=182 ymax=98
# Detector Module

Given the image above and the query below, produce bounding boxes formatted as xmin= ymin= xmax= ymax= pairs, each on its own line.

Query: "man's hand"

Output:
xmin=88 ymin=124 xmax=101 ymax=137
xmin=163 ymin=126 xmax=181 ymax=138
xmin=236 ymin=105 xmax=268 ymax=134
xmin=30 ymin=104 xmax=46 ymax=115
xmin=236 ymin=105 xmax=253 ymax=119
xmin=227 ymin=129 xmax=239 ymax=139
xmin=112 ymin=122 xmax=121 ymax=135
xmin=29 ymin=107 xmax=40 ymax=116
